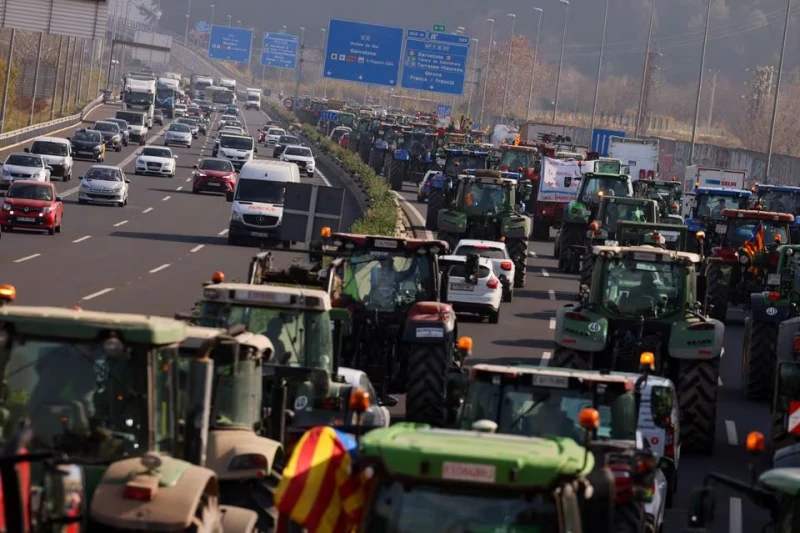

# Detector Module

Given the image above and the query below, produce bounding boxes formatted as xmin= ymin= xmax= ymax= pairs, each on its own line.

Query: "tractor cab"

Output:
xmin=633 ymin=177 xmax=683 ymax=217
xmin=772 ymin=361 xmax=800 ymax=466
xmin=591 ymin=197 xmax=659 ymax=242
xmin=425 ymin=149 xmax=491 ymax=232
xmin=615 ymin=221 xmax=689 ymax=252
xmin=495 ymin=144 xmax=537 ymax=179
xmin=685 ymin=187 xmax=752 ymax=254
xmin=754 ymin=184 xmax=800 ymax=242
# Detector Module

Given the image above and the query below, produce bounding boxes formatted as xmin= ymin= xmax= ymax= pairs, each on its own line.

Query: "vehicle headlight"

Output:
xmin=41 ymin=206 xmax=54 ymax=213
xmin=231 ymin=210 xmax=243 ymax=222
xmin=94 ymin=145 xmax=101 ymax=151
xmin=2 ymin=204 xmax=11 ymax=211
xmin=1 ymin=169 xmax=9 ymax=177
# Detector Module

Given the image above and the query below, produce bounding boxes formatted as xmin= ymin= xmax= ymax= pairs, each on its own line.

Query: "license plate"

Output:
xmin=251 ymin=232 xmax=271 ymax=238
xmin=207 ymin=182 xmax=221 ymax=186
xmin=450 ymin=283 xmax=474 ymax=291
xmin=715 ymin=223 xmax=727 ymax=234
xmin=17 ymin=217 xmax=35 ymax=222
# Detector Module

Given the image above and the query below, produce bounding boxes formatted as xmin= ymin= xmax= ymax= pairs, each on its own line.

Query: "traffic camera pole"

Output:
xmin=294 ymin=27 xmax=306 ymax=107
xmin=764 ymin=0 xmax=792 ymax=183
xmin=29 ymin=32 xmax=44 ymax=126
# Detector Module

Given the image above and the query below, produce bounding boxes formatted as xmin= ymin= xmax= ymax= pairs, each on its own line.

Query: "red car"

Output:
xmin=0 ymin=180 xmax=63 ymax=234
xmin=192 ymin=158 xmax=237 ymax=194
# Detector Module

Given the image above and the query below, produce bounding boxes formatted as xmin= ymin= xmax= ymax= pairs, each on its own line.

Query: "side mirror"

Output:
xmin=193 ymin=164 xmax=198 ymax=169
xmin=173 ymin=155 xmax=179 ymax=160
xmin=136 ymin=152 xmax=142 ymax=156
xmin=686 ymin=487 xmax=716 ymax=530
xmin=43 ymin=463 xmax=86 ymax=527
xmin=56 ymin=196 xmax=63 ymax=202
xmin=254 ymin=147 xmax=258 ymax=153
xmin=379 ymin=395 xmax=398 ymax=407
xmin=124 ymin=178 xmax=131 ymax=183
xmin=78 ymin=176 xmax=83 ymax=180
xmin=46 ymin=166 xmax=53 ymax=171
xmin=23 ymin=147 xmax=29 ymax=153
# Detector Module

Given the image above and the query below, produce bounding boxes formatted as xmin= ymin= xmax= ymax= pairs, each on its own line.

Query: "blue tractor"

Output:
xmin=425 ymin=149 xmax=491 ymax=231
xmin=685 ymin=187 xmax=751 ymax=254
xmin=754 ymin=184 xmax=800 ymax=242
xmin=383 ymin=131 xmax=438 ymax=191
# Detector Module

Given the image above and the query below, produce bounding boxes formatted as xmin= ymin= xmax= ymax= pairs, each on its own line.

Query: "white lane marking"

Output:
xmin=142 ymin=207 xmax=153 ymax=213
xmin=72 ymin=235 xmax=91 ymax=243
xmin=113 ymin=220 xmax=128 ymax=227
xmin=549 ymin=318 xmax=556 ymax=330
xmin=392 ymin=191 xmax=434 ymax=240
xmin=541 ymin=268 xmax=550 ymax=277
xmin=548 ymin=289 xmax=556 ymax=300
xmin=725 ymin=420 xmax=738 ymax=446
xmin=540 ymin=352 xmax=551 ymax=366
xmin=218 ymin=229 xmax=229 ymax=236
xmin=162 ymin=196 xmax=171 ymax=201
xmin=60 ymin=185 xmax=81 ymax=198
xmin=14 ymin=253 xmax=40 ymax=263
xmin=719 ymin=376 xmax=723 ymax=386
xmin=528 ymin=251 xmax=537 ymax=257
xmin=176 ymin=186 xmax=183 ymax=191
xmin=190 ymin=244 xmax=205 ymax=253
xmin=316 ymin=168 xmax=332 ymax=186
xmin=149 ymin=263 xmax=171 ymax=274
xmin=185 ymin=177 xmax=191 ymax=182
xmin=82 ymin=287 xmax=114 ymax=300
xmin=729 ymin=497 xmax=742 ymax=533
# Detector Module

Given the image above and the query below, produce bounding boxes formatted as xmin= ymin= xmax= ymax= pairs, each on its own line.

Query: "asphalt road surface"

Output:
xmin=393 ymin=184 xmax=765 ymax=533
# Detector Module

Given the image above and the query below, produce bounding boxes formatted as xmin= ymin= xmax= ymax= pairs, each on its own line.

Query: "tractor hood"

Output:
xmin=207 ymin=428 xmax=283 ymax=481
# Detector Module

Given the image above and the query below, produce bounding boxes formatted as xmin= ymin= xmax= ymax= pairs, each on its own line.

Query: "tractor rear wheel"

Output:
xmin=426 ymin=190 xmax=445 ymax=231
xmin=580 ymin=254 xmax=595 ymax=288
xmin=742 ymin=317 xmax=777 ymax=401
xmin=369 ymin=150 xmax=384 ymax=173
xmin=557 ymin=226 xmax=583 ymax=273
xmin=705 ymin=263 xmax=728 ymax=321
xmin=551 ymin=346 xmax=591 ymax=369
xmin=531 ymin=218 xmax=550 ymax=241
xmin=388 ymin=159 xmax=404 ymax=191
xmin=677 ymin=358 xmax=720 ymax=454
xmin=405 ymin=344 xmax=447 ymax=427
xmin=506 ymin=238 xmax=528 ymax=288
xmin=613 ymin=501 xmax=646 ymax=533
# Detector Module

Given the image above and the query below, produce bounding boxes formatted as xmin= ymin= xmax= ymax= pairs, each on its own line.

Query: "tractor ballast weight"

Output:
xmin=425 ymin=149 xmax=491 ymax=231
xmin=551 ymin=245 xmax=724 ymax=453
xmin=684 ymin=187 xmax=752 ymax=254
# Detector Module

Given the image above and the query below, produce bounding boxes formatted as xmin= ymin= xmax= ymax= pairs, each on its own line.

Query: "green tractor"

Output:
xmin=555 ymin=171 xmax=634 ymax=273
xmin=425 ymin=148 xmax=491 ymax=231
xmin=615 ymin=221 xmax=689 ymax=251
xmin=632 ymin=178 xmax=683 ymax=218
xmin=551 ymin=244 xmax=724 ymax=453
xmin=576 ymin=197 xmax=659 ymax=287
xmin=436 ymin=169 xmax=533 ymax=288
xmin=771 ymin=361 xmax=800 ymax=465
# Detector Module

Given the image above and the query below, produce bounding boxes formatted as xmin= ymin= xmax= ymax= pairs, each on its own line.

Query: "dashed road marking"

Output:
xmin=540 ymin=352 xmax=551 ymax=366
xmin=149 ymin=263 xmax=171 ymax=274
xmin=14 ymin=253 xmax=40 ymax=263
xmin=82 ymin=288 xmax=114 ymax=300
xmin=725 ymin=420 xmax=738 ymax=446
xmin=142 ymin=207 xmax=153 ymax=213
xmin=162 ymin=196 xmax=171 ymax=201
xmin=113 ymin=220 xmax=128 ymax=227
xmin=549 ymin=318 xmax=556 ymax=330
xmin=528 ymin=251 xmax=537 ymax=257
xmin=548 ymin=289 xmax=556 ymax=300
xmin=218 ymin=229 xmax=229 ymax=236
xmin=72 ymin=235 xmax=91 ymax=243
xmin=719 ymin=376 xmax=723 ymax=386
xmin=176 ymin=186 xmax=183 ymax=191
xmin=190 ymin=244 xmax=205 ymax=253
xmin=185 ymin=177 xmax=191 ymax=182
xmin=729 ymin=497 xmax=742 ymax=533
xmin=541 ymin=268 xmax=550 ymax=277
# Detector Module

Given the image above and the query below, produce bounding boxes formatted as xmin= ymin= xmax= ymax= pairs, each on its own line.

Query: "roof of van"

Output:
xmin=239 ymin=159 xmax=301 ymax=177
xmin=32 ymin=136 xmax=70 ymax=144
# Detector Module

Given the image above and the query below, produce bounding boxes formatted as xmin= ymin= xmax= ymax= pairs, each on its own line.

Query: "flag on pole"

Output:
xmin=741 ymin=221 xmax=765 ymax=260
xmin=274 ymin=426 xmax=367 ymax=533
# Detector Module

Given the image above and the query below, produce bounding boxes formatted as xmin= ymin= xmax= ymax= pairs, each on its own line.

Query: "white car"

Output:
xmin=265 ymin=127 xmax=286 ymax=146
xmin=175 ymin=118 xmax=199 ymax=137
xmin=173 ymin=103 xmax=187 ymax=117
xmin=453 ymin=239 xmax=516 ymax=302
xmin=218 ymin=114 xmax=237 ymax=129
xmin=28 ymin=137 xmax=73 ymax=182
xmin=0 ymin=152 xmax=51 ymax=190
xmin=134 ymin=146 xmax=177 ymax=177
xmin=440 ymin=255 xmax=502 ymax=323
xmin=78 ymin=165 xmax=130 ymax=207
xmin=164 ymin=123 xmax=193 ymax=148
xmin=279 ymin=144 xmax=315 ymax=176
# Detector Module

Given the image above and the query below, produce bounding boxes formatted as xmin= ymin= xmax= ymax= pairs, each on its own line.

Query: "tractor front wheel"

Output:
xmin=705 ymin=263 xmax=729 ymax=321
xmin=741 ymin=317 xmax=777 ymax=401
xmin=426 ymin=190 xmax=445 ymax=231
xmin=388 ymin=159 xmax=404 ymax=191
xmin=556 ymin=226 xmax=583 ymax=274
xmin=677 ymin=358 xmax=720 ymax=454
xmin=369 ymin=150 xmax=384 ymax=174
xmin=551 ymin=346 xmax=591 ymax=369
xmin=613 ymin=501 xmax=646 ymax=533
xmin=506 ymin=238 xmax=528 ymax=288
xmin=405 ymin=344 xmax=448 ymax=427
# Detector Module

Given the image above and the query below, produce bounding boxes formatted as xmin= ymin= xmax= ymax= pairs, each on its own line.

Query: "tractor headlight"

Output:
xmin=739 ymin=254 xmax=749 ymax=265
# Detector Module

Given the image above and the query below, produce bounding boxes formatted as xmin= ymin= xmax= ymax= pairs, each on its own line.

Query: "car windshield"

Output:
xmin=195 ymin=304 xmax=332 ymax=369
xmin=462 ymin=182 xmax=509 ymax=215
xmin=444 ymin=154 xmax=486 ymax=177
xmin=602 ymin=201 xmax=655 ymax=230
xmin=125 ymin=92 xmax=153 ymax=105
xmin=109 ymin=120 xmax=128 ymax=129
xmin=169 ymin=124 xmax=191 ymax=132
xmin=72 ymin=131 xmax=100 ymax=142
xmin=0 ymin=339 xmax=152 ymax=461
xmin=727 ymin=219 xmax=789 ymax=249
xmin=221 ymin=115 xmax=235 ymax=122
xmin=602 ymin=258 xmax=684 ymax=317
xmin=696 ymin=194 xmax=747 ymax=220
xmin=454 ymin=245 xmax=506 ymax=260
xmin=199 ymin=159 xmax=234 ymax=172
xmin=142 ymin=147 xmax=171 ymax=158
xmin=284 ymin=146 xmax=312 ymax=157
xmin=30 ymin=141 xmax=68 ymax=156
xmin=461 ymin=380 xmax=636 ymax=441
xmin=6 ymin=154 xmax=42 ymax=167
xmin=235 ymin=179 xmax=285 ymax=204
xmin=338 ymin=252 xmax=434 ymax=312
xmin=225 ymin=107 xmax=237 ymax=114
xmin=116 ymin=112 xmax=144 ymax=125
xmin=6 ymin=183 xmax=53 ymax=200
xmin=175 ymin=104 xmax=186 ymax=110
xmin=220 ymin=136 xmax=253 ymax=150
xmin=268 ymin=129 xmax=286 ymax=136
xmin=499 ymin=150 xmax=535 ymax=169
xmin=365 ymin=482 xmax=558 ymax=533
xmin=85 ymin=168 xmax=122 ymax=181
xmin=220 ymin=129 xmax=243 ymax=137
xmin=278 ymin=136 xmax=299 ymax=145
xmin=177 ymin=119 xmax=196 ymax=126
xmin=579 ymin=177 xmax=631 ymax=203
xmin=94 ymin=122 xmax=117 ymax=133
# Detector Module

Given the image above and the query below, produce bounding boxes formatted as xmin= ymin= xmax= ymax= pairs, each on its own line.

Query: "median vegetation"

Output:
xmin=266 ymin=103 xmax=397 ymax=236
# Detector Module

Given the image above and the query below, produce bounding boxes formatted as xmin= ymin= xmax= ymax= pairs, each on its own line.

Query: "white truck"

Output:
xmin=681 ymin=166 xmax=748 ymax=217
xmin=607 ymin=136 xmax=659 ymax=181
xmin=122 ymin=75 xmax=156 ymax=128
xmin=218 ymin=78 xmax=237 ymax=102
xmin=245 ymin=88 xmax=261 ymax=110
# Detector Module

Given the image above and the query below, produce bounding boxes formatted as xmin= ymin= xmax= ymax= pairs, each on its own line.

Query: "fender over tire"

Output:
xmin=551 ymin=346 xmax=591 ymax=370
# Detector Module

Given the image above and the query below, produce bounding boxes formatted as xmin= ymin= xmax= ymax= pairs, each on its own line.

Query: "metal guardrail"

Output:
xmin=0 ymin=95 xmax=105 ymax=149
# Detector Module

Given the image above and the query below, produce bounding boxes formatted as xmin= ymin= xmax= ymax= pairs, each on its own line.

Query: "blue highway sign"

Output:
xmin=261 ymin=32 xmax=299 ymax=69
xmin=208 ymin=25 xmax=253 ymax=63
xmin=323 ymin=19 xmax=403 ymax=87
xmin=401 ymin=29 xmax=471 ymax=95
xmin=437 ymin=104 xmax=452 ymax=118
xmin=195 ymin=21 xmax=210 ymax=33
xmin=591 ymin=128 xmax=626 ymax=157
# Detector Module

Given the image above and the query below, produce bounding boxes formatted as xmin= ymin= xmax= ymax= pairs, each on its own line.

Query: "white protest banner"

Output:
xmin=539 ymin=157 xmax=582 ymax=203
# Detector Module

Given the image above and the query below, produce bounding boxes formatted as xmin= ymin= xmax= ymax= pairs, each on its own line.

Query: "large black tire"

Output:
xmin=506 ymin=238 xmax=528 ymax=288
xmin=705 ymin=263 xmax=728 ymax=321
xmin=388 ymin=159 xmax=404 ymax=191
xmin=358 ymin=140 xmax=371 ymax=162
xmin=426 ymin=190 xmax=445 ymax=232
xmin=557 ymin=226 xmax=583 ymax=273
xmin=368 ymin=149 xmax=384 ymax=173
xmin=405 ymin=344 xmax=448 ymax=427
xmin=551 ymin=346 xmax=591 ymax=369
xmin=677 ymin=358 xmax=719 ymax=454
xmin=580 ymin=254 xmax=595 ymax=288
xmin=614 ymin=501 xmax=645 ymax=533
xmin=220 ymin=468 xmax=281 ymax=531
xmin=741 ymin=318 xmax=777 ymax=401
xmin=531 ymin=218 xmax=550 ymax=241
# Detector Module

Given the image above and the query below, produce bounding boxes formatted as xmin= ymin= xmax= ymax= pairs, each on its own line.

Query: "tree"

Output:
xmin=136 ymin=1 xmax=162 ymax=27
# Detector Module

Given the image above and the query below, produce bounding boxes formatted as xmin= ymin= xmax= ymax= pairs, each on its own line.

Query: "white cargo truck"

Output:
xmin=122 ymin=74 xmax=156 ymax=128
xmin=681 ymin=166 xmax=748 ymax=218
xmin=218 ymin=78 xmax=237 ymax=102
xmin=607 ymin=137 xmax=659 ymax=181
xmin=245 ymin=88 xmax=261 ymax=110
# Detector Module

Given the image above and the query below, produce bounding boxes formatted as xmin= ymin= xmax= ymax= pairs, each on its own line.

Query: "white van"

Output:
xmin=27 ymin=137 xmax=73 ymax=181
xmin=217 ymin=134 xmax=256 ymax=171
xmin=226 ymin=160 xmax=300 ymax=246
xmin=115 ymin=110 xmax=148 ymax=145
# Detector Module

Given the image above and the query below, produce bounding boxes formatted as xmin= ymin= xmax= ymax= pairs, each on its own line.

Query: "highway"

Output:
xmin=393 ymin=185 xmax=768 ymax=533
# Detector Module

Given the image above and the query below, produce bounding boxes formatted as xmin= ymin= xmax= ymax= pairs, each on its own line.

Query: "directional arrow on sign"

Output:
xmin=429 ymin=85 xmax=434 ymax=89
xmin=389 ymin=80 xmax=395 ymax=84
xmin=358 ymin=75 xmax=363 ymax=80
xmin=327 ymin=71 xmax=331 ymax=75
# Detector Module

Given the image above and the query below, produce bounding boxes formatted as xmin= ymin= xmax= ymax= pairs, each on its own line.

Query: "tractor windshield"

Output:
xmin=499 ymin=150 xmax=535 ymax=170
xmin=462 ymin=182 xmax=509 ymax=215
xmin=339 ymin=252 xmax=435 ymax=312
xmin=365 ymin=481 xmax=558 ymax=532
xmin=758 ymin=190 xmax=800 ymax=214
xmin=579 ymin=177 xmax=630 ymax=203
xmin=696 ymin=194 xmax=745 ymax=220
xmin=460 ymin=380 xmax=636 ymax=441
xmin=726 ymin=219 xmax=788 ymax=249
xmin=0 ymin=339 xmax=157 ymax=460
xmin=195 ymin=304 xmax=333 ymax=370
xmin=602 ymin=258 xmax=684 ymax=317
xmin=444 ymin=154 xmax=486 ymax=177
xmin=602 ymin=202 xmax=654 ymax=231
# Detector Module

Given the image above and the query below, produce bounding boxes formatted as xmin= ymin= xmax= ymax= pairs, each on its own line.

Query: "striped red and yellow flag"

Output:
xmin=274 ymin=426 xmax=367 ymax=533
xmin=741 ymin=221 xmax=765 ymax=259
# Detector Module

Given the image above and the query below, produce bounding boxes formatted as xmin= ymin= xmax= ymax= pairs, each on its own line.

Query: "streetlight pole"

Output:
xmin=589 ymin=0 xmax=609 ymax=132
xmin=552 ymin=0 xmax=570 ymax=124
xmin=183 ymin=0 xmax=191 ymax=45
xmin=689 ymin=0 xmax=713 ymax=165
xmin=765 ymin=0 xmax=792 ymax=182
xmin=294 ymin=26 xmax=305 ymax=103
xmin=635 ymin=0 xmax=656 ymax=137
xmin=467 ymin=38 xmax=479 ymax=119
xmin=320 ymin=28 xmax=327 ymax=98
xmin=478 ymin=18 xmax=495 ymax=126
xmin=525 ymin=7 xmax=543 ymax=121
xmin=706 ymin=69 xmax=719 ymax=128
xmin=227 ymin=15 xmax=232 ymax=26
xmin=500 ymin=14 xmax=516 ymax=123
